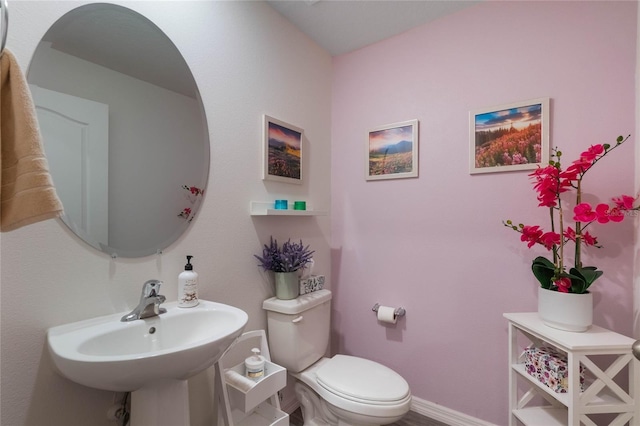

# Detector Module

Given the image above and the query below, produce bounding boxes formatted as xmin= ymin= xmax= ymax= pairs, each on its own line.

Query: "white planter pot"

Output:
xmin=274 ymin=272 xmax=299 ymax=300
xmin=538 ymin=287 xmax=593 ymax=332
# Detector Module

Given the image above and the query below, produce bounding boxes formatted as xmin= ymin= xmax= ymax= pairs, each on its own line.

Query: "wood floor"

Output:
xmin=289 ymin=407 xmax=449 ymax=426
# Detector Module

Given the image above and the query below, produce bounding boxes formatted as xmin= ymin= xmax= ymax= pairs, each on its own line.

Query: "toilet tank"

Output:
xmin=262 ymin=289 xmax=332 ymax=373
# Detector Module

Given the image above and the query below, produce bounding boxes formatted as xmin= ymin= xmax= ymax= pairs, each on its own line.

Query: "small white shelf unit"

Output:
xmin=504 ymin=312 xmax=639 ymax=426
xmin=215 ymin=330 xmax=288 ymax=426
xmin=250 ymin=201 xmax=327 ymax=216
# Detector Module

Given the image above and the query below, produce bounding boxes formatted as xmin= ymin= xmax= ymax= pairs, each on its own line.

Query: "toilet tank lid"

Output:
xmin=263 ymin=289 xmax=332 ymax=314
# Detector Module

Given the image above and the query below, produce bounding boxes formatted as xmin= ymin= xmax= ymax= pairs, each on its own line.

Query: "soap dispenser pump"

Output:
xmin=178 ymin=255 xmax=198 ymax=308
xmin=245 ymin=348 xmax=265 ymax=381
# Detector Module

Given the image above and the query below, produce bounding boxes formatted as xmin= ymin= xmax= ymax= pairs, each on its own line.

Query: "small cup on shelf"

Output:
xmin=274 ymin=200 xmax=288 ymax=210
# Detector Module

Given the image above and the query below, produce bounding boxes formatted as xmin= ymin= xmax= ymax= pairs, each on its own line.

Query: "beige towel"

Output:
xmin=1 ymin=49 xmax=63 ymax=232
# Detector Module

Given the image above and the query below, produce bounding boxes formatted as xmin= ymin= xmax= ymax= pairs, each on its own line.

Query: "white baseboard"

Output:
xmin=410 ymin=396 xmax=497 ymax=426
xmin=282 ymin=393 xmax=496 ymax=426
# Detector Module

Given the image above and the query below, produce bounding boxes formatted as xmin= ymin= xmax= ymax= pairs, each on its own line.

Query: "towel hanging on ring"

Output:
xmin=1 ymin=49 xmax=63 ymax=232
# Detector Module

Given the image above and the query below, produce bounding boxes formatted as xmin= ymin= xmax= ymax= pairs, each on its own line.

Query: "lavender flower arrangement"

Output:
xmin=255 ymin=237 xmax=314 ymax=273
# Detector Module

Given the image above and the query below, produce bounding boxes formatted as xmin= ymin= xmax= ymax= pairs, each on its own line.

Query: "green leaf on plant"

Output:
xmin=562 ymin=270 xmax=586 ymax=293
xmin=567 ymin=267 xmax=600 ymax=293
xmin=531 ymin=257 xmax=555 ymax=289
xmin=570 ymin=266 xmax=603 ymax=293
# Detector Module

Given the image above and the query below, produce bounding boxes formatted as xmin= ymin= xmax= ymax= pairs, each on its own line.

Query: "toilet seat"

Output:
xmin=294 ymin=355 xmax=412 ymax=421
xmin=316 ymin=355 xmax=410 ymax=405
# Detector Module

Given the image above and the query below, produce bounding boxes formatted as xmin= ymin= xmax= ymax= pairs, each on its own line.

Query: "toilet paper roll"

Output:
xmin=377 ymin=306 xmax=397 ymax=324
xmin=225 ymin=369 xmax=256 ymax=392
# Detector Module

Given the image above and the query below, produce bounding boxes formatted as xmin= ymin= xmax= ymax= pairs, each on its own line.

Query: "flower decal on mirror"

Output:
xmin=178 ymin=186 xmax=204 ymax=222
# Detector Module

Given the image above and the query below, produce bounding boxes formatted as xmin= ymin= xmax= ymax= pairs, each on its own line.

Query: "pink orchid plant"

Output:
xmin=504 ymin=135 xmax=639 ymax=294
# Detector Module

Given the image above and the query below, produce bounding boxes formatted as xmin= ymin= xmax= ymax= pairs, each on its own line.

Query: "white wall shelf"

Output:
xmin=504 ymin=312 xmax=639 ymax=426
xmin=249 ymin=201 xmax=327 ymax=216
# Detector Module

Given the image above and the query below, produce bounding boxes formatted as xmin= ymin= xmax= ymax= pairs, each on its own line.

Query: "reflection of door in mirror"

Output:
xmin=31 ymin=85 xmax=109 ymax=249
xmin=26 ymin=4 xmax=209 ymax=257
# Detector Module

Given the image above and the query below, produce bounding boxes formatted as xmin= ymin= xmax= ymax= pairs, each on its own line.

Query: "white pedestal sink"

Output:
xmin=47 ymin=300 xmax=248 ymax=425
xmin=130 ymin=379 xmax=190 ymax=425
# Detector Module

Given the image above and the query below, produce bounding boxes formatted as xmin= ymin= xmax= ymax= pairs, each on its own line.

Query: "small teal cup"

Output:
xmin=274 ymin=200 xmax=288 ymax=210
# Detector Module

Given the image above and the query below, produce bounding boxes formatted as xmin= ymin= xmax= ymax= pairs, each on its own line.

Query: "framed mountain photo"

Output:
xmin=366 ymin=119 xmax=419 ymax=181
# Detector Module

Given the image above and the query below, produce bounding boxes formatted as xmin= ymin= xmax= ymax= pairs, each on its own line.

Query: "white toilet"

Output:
xmin=263 ymin=289 xmax=411 ymax=426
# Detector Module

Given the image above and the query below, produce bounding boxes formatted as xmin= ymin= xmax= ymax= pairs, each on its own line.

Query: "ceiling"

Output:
xmin=37 ymin=1 xmax=481 ymax=97
xmin=266 ymin=0 xmax=481 ymax=56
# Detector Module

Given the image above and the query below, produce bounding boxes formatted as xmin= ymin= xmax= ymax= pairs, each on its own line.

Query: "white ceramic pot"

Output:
xmin=274 ymin=271 xmax=299 ymax=300
xmin=538 ymin=287 xmax=593 ymax=332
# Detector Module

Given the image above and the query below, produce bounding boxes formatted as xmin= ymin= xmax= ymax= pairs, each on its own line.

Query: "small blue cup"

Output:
xmin=274 ymin=200 xmax=288 ymax=210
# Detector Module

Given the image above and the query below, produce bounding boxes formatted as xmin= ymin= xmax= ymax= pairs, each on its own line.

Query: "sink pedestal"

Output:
xmin=131 ymin=379 xmax=189 ymax=426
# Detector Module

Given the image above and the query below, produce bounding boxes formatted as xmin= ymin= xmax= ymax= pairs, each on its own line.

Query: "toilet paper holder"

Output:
xmin=372 ymin=303 xmax=406 ymax=318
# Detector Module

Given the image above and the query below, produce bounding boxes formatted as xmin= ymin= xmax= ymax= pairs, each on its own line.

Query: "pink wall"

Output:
xmin=330 ymin=1 xmax=637 ymax=424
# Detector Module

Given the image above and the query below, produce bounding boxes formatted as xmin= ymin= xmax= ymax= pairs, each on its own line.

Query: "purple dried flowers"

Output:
xmin=254 ymin=236 xmax=314 ymax=272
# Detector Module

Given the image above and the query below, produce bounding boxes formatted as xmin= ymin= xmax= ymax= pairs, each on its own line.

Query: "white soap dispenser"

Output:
xmin=178 ymin=255 xmax=198 ymax=308
xmin=245 ymin=348 xmax=265 ymax=381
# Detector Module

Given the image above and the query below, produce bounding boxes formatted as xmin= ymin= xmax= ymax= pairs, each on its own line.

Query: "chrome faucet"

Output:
xmin=121 ymin=280 xmax=167 ymax=322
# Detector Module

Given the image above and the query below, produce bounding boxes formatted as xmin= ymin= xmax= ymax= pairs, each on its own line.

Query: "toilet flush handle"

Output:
xmin=292 ymin=315 xmax=303 ymax=324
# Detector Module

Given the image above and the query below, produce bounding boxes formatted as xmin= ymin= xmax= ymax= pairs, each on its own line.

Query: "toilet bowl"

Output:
xmin=293 ymin=356 xmax=411 ymax=426
xmin=263 ymin=290 xmax=411 ymax=426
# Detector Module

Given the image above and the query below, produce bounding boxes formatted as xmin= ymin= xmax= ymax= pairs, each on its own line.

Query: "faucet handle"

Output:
xmin=141 ymin=279 xmax=163 ymax=298
xmin=121 ymin=280 xmax=166 ymax=322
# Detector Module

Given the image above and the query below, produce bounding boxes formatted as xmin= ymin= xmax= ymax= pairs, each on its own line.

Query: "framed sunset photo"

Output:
xmin=469 ymin=97 xmax=549 ymax=174
xmin=366 ymin=119 xmax=419 ymax=181
xmin=263 ymin=115 xmax=303 ymax=184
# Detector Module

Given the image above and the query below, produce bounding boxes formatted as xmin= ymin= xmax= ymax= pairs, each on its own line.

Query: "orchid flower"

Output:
xmin=504 ymin=135 xmax=639 ymax=293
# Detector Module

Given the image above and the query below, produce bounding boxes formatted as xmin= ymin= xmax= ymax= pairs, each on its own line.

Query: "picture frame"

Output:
xmin=263 ymin=115 xmax=303 ymax=184
xmin=366 ymin=119 xmax=419 ymax=181
xmin=469 ymin=97 xmax=549 ymax=174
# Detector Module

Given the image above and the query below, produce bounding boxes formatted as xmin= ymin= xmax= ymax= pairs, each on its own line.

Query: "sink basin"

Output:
xmin=47 ymin=300 xmax=248 ymax=392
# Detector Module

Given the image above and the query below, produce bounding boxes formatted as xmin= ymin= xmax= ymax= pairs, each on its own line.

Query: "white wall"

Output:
xmin=0 ymin=1 xmax=332 ymax=425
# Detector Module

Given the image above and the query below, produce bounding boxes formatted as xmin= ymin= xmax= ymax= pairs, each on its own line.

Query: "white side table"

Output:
xmin=504 ymin=312 xmax=638 ymax=426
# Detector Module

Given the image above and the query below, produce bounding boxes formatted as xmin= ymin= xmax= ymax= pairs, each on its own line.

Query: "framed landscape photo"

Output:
xmin=263 ymin=115 xmax=303 ymax=184
xmin=469 ymin=97 xmax=549 ymax=174
xmin=366 ymin=119 xmax=419 ymax=181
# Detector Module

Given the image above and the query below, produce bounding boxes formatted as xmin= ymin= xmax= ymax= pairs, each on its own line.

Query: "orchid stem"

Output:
xmin=574 ymin=179 xmax=582 ymax=268
xmin=557 ymin=199 xmax=564 ymax=276
xmin=549 ymin=207 xmax=557 ymax=265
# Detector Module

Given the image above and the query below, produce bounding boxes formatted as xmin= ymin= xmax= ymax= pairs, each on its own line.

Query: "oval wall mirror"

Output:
xmin=27 ymin=3 xmax=209 ymax=258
